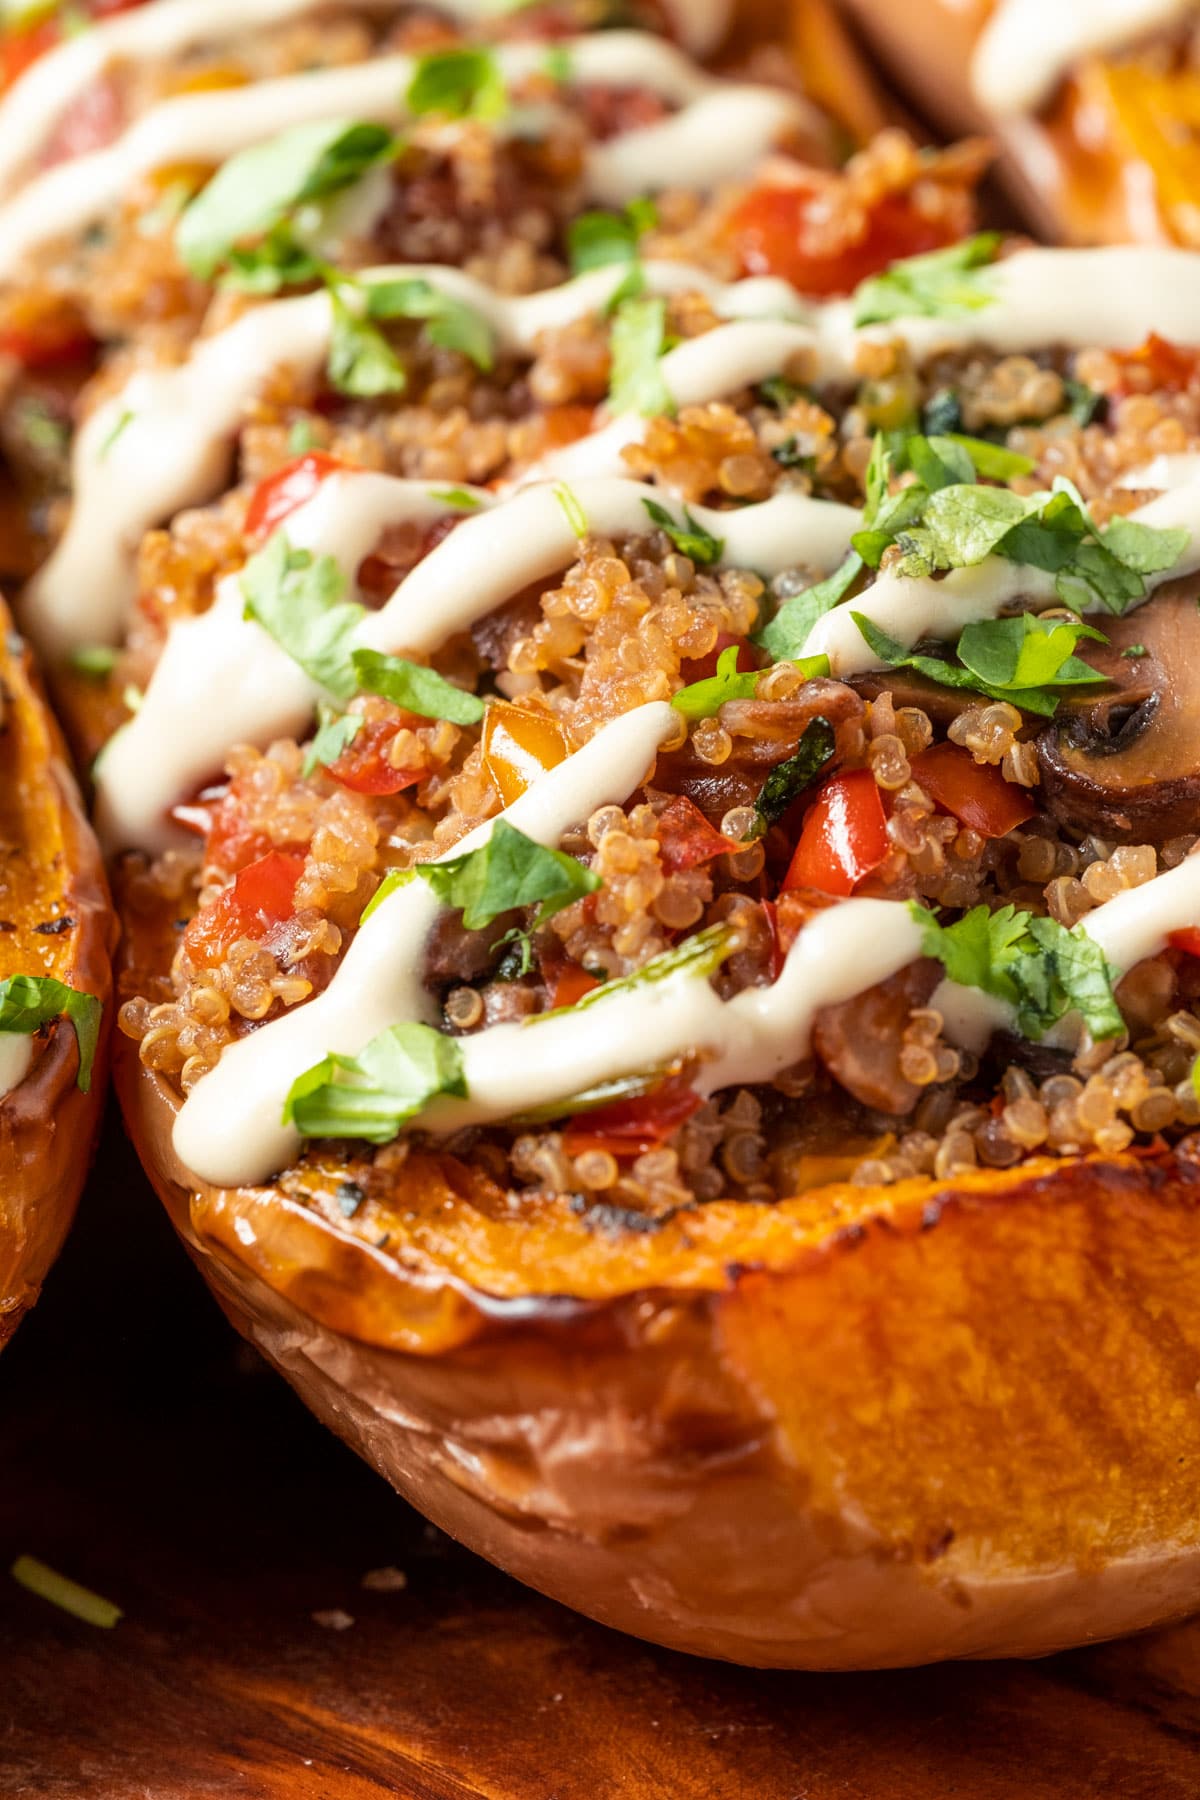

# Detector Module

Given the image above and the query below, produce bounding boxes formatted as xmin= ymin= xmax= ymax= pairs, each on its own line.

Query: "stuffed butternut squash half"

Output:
xmin=838 ymin=0 xmax=1200 ymax=250
xmin=16 ymin=0 xmax=1200 ymax=1670
xmin=0 ymin=602 xmax=113 ymax=1349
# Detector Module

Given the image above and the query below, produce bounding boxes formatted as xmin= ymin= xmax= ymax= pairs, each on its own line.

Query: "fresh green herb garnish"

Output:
xmin=351 ymin=648 xmax=485 ymax=725
xmin=429 ymin=486 xmax=484 ymax=511
xmin=288 ymin=418 xmax=319 ymax=456
xmin=406 ymin=46 xmax=507 ymax=122
xmin=753 ymin=717 xmax=836 ymax=832
xmin=921 ymin=387 xmax=963 ymax=437
xmin=757 ymin=374 xmax=806 ymax=412
xmin=911 ymin=901 xmax=1123 ymax=1043
xmin=10 ymin=1556 xmax=121 ymax=1630
xmin=302 ymin=706 xmax=362 ymax=777
xmin=852 ymin=232 xmax=1002 ymax=328
xmin=68 ymin=644 xmax=118 ymax=679
xmin=671 ymin=645 xmax=759 ymax=720
xmin=755 ymin=552 xmax=863 ymax=659
xmin=851 ymin=611 xmax=1109 ymax=718
xmin=540 ymin=922 xmax=737 ymax=1017
xmin=17 ymin=399 xmax=68 ymax=456
xmin=97 ymin=408 xmax=134 ymax=460
xmin=240 ymin=533 xmax=364 ymax=701
xmin=365 ymin=819 xmax=600 ymax=931
xmin=0 ymin=976 xmax=101 ymax=1092
xmin=284 ymin=1021 xmax=466 ymax=1142
xmin=1121 ymin=644 xmax=1148 ymax=659
xmin=362 ymin=276 xmax=495 ymax=369
xmin=1063 ymin=378 xmax=1105 ymax=428
xmin=177 ymin=120 xmax=396 ymax=280
xmin=554 ymin=481 xmax=588 ymax=538
xmin=608 ymin=293 xmax=673 ymax=417
xmin=325 ymin=276 xmax=494 ymax=399
xmin=849 ymin=435 xmax=1187 ymax=614
xmin=567 ymin=198 xmax=657 ymax=280
xmin=641 ymin=497 xmax=723 ymax=565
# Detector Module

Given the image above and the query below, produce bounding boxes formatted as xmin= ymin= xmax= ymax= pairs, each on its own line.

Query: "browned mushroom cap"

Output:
xmin=1038 ymin=583 xmax=1200 ymax=843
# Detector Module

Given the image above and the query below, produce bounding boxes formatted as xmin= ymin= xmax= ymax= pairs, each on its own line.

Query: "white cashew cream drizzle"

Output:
xmin=0 ymin=1035 xmax=33 ymax=1103
xmin=0 ymin=28 xmax=803 ymax=279
xmin=0 ymin=0 xmax=734 ymax=197
xmin=25 ymin=258 xmax=809 ymax=658
xmin=971 ymin=0 xmax=1195 ymax=117
xmin=95 ymin=475 xmax=861 ymax=853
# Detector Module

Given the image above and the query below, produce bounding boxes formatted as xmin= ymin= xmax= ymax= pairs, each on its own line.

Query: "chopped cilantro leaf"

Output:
xmin=641 ymin=498 xmax=723 ymax=565
xmin=608 ymin=294 xmax=673 ymax=417
xmin=852 ymin=233 xmax=1002 ymax=328
xmin=365 ymin=819 xmax=600 ymax=931
xmin=0 ymin=975 xmax=101 ymax=1092
xmin=284 ymin=1021 xmax=466 ymax=1143
xmin=911 ymin=901 xmax=1123 ymax=1043
xmin=351 ymin=648 xmax=484 ymax=725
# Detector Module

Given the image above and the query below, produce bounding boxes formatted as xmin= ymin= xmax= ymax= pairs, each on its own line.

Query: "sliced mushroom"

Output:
xmin=1038 ymin=583 xmax=1200 ymax=843
xmin=813 ymin=959 xmax=942 ymax=1116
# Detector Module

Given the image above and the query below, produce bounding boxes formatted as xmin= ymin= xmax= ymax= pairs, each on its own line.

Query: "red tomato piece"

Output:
xmin=910 ymin=743 xmax=1036 ymax=840
xmin=1169 ymin=928 xmax=1200 ymax=958
xmin=725 ymin=182 xmax=961 ymax=299
xmin=783 ymin=768 xmax=888 ymax=898
xmin=563 ymin=1073 xmax=703 ymax=1159
xmin=184 ymin=850 xmax=305 ymax=964
xmin=0 ymin=318 xmax=93 ymax=369
xmin=326 ymin=717 xmax=425 ymax=796
xmin=1111 ymin=334 xmax=1200 ymax=396
xmin=548 ymin=964 xmax=601 ymax=1010
xmin=654 ymin=795 xmax=736 ymax=875
xmin=244 ymin=452 xmax=347 ymax=543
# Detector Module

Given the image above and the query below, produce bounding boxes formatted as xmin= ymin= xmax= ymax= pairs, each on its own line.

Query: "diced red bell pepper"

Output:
xmin=1169 ymin=928 xmax=1200 ymax=958
xmin=244 ymin=451 xmax=347 ymax=543
xmin=184 ymin=850 xmax=305 ymax=964
xmin=563 ymin=1072 xmax=703 ymax=1159
xmin=1111 ymin=334 xmax=1200 ymax=397
xmin=654 ymin=795 xmax=736 ymax=875
xmin=548 ymin=963 xmax=601 ymax=1010
xmin=910 ymin=742 xmax=1036 ymax=839
xmin=326 ymin=717 xmax=425 ymax=797
xmin=724 ymin=181 xmax=963 ymax=299
xmin=783 ymin=768 xmax=888 ymax=898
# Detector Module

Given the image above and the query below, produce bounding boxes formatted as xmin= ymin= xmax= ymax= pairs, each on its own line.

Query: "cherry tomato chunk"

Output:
xmin=725 ymin=182 xmax=962 ymax=298
xmin=783 ymin=768 xmax=888 ymax=898
xmin=244 ymin=452 xmax=347 ymax=542
xmin=184 ymin=850 xmax=305 ymax=963
xmin=910 ymin=743 xmax=1036 ymax=840
xmin=654 ymin=795 xmax=736 ymax=875
xmin=327 ymin=717 xmax=424 ymax=796
xmin=1169 ymin=928 xmax=1200 ymax=958
xmin=564 ymin=1073 xmax=703 ymax=1159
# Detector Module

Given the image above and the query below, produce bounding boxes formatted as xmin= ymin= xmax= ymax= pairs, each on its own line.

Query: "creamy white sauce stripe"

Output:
xmin=0 ymin=1034 xmax=33 ymax=1102
xmin=0 ymin=0 xmax=734 ymax=196
xmin=95 ymin=474 xmax=862 ymax=853
xmin=25 ymin=260 xmax=809 ymax=657
xmin=173 ymin=700 xmax=675 ymax=1186
xmin=0 ymin=31 xmax=802 ymax=278
xmin=971 ymin=0 xmax=1194 ymax=117
xmin=174 ymin=720 xmax=1200 ymax=1188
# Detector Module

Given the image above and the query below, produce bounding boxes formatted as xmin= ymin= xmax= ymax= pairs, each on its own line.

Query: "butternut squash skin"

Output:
xmin=838 ymin=0 xmax=1197 ymax=246
xmin=115 ymin=874 xmax=1200 ymax=1668
xmin=0 ymin=604 xmax=115 ymax=1349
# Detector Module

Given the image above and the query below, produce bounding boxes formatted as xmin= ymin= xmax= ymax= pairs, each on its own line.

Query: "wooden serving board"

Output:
xmin=3 ymin=1120 xmax=1200 ymax=1800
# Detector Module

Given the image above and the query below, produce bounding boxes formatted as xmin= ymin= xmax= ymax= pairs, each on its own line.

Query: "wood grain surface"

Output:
xmin=3 ymin=1120 xmax=1200 ymax=1799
